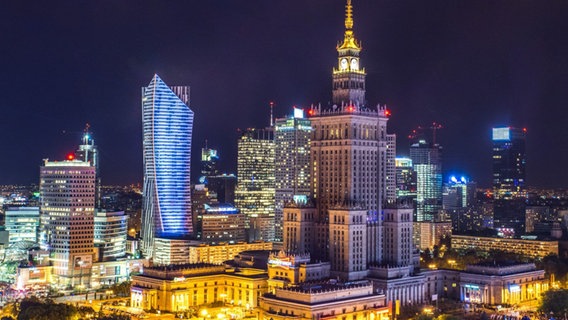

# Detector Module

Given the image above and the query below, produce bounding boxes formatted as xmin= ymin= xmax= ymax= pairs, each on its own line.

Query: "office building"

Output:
xmin=442 ymin=176 xmax=476 ymax=210
xmin=492 ymin=127 xmax=527 ymax=235
xmin=200 ymin=147 xmax=219 ymax=182
xmin=40 ymin=158 xmax=96 ymax=288
xmin=395 ymin=157 xmax=417 ymax=200
xmin=207 ymin=174 xmax=237 ymax=204
xmin=410 ymin=139 xmax=443 ymax=222
xmin=187 ymin=241 xmax=273 ymax=265
xmin=141 ymin=74 xmax=194 ymax=259
xmin=196 ymin=203 xmax=246 ymax=244
xmin=94 ymin=210 xmax=128 ymax=261
xmin=4 ymin=207 xmax=40 ymax=246
xmin=235 ymin=128 xmax=275 ymax=241
xmin=451 ymin=234 xmax=559 ymax=258
xmin=274 ymin=108 xmax=312 ymax=242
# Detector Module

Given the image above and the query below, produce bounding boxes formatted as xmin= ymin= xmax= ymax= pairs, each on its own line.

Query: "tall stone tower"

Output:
xmin=306 ymin=0 xmax=393 ymax=266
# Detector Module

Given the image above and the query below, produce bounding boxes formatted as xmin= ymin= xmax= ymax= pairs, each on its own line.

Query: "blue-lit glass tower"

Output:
xmin=141 ymin=74 xmax=194 ymax=258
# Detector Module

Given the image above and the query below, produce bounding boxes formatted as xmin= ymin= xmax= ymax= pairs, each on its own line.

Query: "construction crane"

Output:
xmin=408 ymin=122 xmax=443 ymax=144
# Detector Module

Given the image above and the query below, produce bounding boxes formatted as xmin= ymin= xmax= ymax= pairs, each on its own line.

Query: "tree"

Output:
xmin=17 ymin=297 xmax=78 ymax=320
xmin=538 ymin=289 xmax=568 ymax=315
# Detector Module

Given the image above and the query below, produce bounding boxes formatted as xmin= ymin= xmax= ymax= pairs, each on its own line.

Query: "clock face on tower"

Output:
xmin=340 ymin=58 xmax=348 ymax=70
xmin=350 ymin=59 xmax=359 ymax=71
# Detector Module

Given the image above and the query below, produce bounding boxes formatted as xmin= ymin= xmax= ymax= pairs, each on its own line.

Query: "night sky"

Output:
xmin=1 ymin=1 xmax=567 ymax=188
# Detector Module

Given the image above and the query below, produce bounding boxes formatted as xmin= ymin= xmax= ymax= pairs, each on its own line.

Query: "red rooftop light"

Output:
xmin=67 ymin=153 xmax=75 ymax=161
xmin=385 ymin=109 xmax=391 ymax=117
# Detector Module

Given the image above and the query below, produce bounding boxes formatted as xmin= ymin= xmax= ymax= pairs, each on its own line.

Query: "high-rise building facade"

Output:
xmin=141 ymin=74 xmax=194 ymax=259
xmin=94 ymin=211 xmax=128 ymax=261
xmin=492 ymin=127 xmax=526 ymax=198
xmin=492 ymin=127 xmax=527 ymax=235
xmin=235 ymin=128 xmax=275 ymax=241
xmin=410 ymin=140 xmax=443 ymax=222
xmin=395 ymin=157 xmax=417 ymax=200
xmin=4 ymin=207 xmax=40 ymax=246
xmin=304 ymin=0 xmax=395 ymax=266
xmin=196 ymin=203 xmax=246 ymax=244
xmin=40 ymin=159 xmax=96 ymax=287
xmin=274 ymin=108 xmax=312 ymax=242
xmin=200 ymin=147 xmax=219 ymax=182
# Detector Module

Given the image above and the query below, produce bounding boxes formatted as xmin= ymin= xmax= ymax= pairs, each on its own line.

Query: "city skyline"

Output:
xmin=1 ymin=1 xmax=567 ymax=188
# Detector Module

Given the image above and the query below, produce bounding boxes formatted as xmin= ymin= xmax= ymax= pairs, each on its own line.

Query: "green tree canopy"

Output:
xmin=538 ymin=289 xmax=568 ymax=315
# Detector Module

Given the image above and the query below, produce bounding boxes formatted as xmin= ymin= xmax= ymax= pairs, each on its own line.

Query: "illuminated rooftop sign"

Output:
xmin=293 ymin=107 xmax=304 ymax=119
xmin=492 ymin=127 xmax=511 ymax=141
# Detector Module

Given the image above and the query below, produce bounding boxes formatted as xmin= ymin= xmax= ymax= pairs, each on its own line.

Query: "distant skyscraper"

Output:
xmin=442 ymin=176 xmax=476 ymax=210
xmin=492 ymin=127 xmax=527 ymax=235
xmin=207 ymin=174 xmax=237 ymax=204
xmin=410 ymin=140 xmax=443 ymax=222
xmin=40 ymin=158 xmax=95 ymax=287
xmin=492 ymin=127 xmax=526 ymax=199
xmin=235 ymin=128 xmax=275 ymax=241
xmin=395 ymin=157 xmax=417 ymax=200
xmin=141 ymin=74 xmax=194 ymax=259
xmin=274 ymin=108 xmax=312 ymax=242
xmin=200 ymin=147 xmax=219 ymax=182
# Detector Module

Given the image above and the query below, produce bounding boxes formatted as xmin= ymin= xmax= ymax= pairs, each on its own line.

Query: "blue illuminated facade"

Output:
xmin=141 ymin=74 xmax=194 ymax=258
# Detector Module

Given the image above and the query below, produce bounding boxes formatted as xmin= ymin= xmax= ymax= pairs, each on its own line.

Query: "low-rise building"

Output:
xmin=131 ymin=263 xmax=268 ymax=313
xmin=258 ymin=280 xmax=391 ymax=320
xmin=451 ymin=235 xmax=559 ymax=258
xmin=422 ymin=263 xmax=548 ymax=306
xmin=459 ymin=263 xmax=547 ymax=305
xmin=188 ymin=241 xmax=273 ymax=265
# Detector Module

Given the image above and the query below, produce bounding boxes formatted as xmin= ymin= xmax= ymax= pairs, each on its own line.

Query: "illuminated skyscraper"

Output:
xmin=492 ymin=127 xmax=527 ymax=235
xmin=395 ymin=157 xmax=417 ymax=200
xmin=274 ymin=108 xmax=312 ymax=242
xmin=410 ymin=140 xmax=443 ymax=222
xmin=200 ymin=147 xmax=219 ymax=182
xmin=40 ymin=158 xmax=96 ymax=287
xmin=4 ymin=207 xmax=40 ymax=245
xmin=492 ymin=127 xmax=526 ymax=199
xmin=141 ymin=74 xmax=194 ymax=259
xmin=306 ymin=0 xmax=395 ymax=265
xmin=235 ymin=128 xmax=275 ymax=241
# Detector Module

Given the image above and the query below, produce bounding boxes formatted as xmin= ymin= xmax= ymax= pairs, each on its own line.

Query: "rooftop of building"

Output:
xmin=263 ymin=279 xmax=379 ymax=305
xmin=141 ymin=263 xmax=225 ymax=280
xmin=307 ymin=103 xmax=389 ymax=119
xmin=465 ymin=262 xmax=538 ymax=275
xmin=452 ymin=234 xmax=560 ymax=243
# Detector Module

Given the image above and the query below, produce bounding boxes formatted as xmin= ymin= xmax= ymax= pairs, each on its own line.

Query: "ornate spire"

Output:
xmin=338 ymin=0 xmax=360 ymax=50
xmin=345 ymin=0 xmax=353 ymax=30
